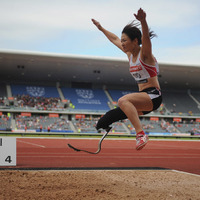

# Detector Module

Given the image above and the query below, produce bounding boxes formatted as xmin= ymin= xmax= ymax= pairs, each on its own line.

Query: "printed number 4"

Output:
xmin=5 ymin=156 xmax=12 ymax=163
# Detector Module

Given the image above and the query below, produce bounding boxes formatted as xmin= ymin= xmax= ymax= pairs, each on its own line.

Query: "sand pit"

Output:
xmin=0 ymin=170 xmax=200 ymax=200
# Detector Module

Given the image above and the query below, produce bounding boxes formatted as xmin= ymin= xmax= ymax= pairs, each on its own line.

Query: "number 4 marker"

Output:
xmin=0 ymin=138 xmax=16 ymax=166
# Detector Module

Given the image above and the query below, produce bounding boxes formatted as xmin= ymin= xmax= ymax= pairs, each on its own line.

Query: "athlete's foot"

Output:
xmin=136 ymin=133 xmax=149 ymax=150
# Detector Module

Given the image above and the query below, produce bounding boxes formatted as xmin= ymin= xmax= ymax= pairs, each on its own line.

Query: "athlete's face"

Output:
xmin=121 ymin=33 xmax=137 ymax=52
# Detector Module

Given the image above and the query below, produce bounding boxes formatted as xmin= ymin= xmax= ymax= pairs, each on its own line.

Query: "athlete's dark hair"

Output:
xmin=122 ymin=21 xmax=157 ymax=45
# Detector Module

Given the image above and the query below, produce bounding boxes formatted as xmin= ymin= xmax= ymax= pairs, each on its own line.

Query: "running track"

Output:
xmin=4 ymin=138 xmax=200 ymax=175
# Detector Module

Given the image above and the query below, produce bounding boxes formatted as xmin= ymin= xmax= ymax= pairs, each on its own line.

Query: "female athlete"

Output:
xmin=92 ymin=8 xmax=162 ymax=150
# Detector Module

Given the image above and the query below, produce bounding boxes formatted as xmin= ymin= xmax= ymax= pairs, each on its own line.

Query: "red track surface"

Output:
xmin=9 ymin=138 xmax=200 ymax=175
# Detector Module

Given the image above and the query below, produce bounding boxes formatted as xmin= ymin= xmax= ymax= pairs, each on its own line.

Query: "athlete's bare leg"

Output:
xmin=118 ymin=92 xmax=153 ymax=134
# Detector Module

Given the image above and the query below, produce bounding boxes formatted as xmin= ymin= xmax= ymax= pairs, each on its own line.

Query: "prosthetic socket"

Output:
xmin=96 ymin=107 xmax=127 ymax=130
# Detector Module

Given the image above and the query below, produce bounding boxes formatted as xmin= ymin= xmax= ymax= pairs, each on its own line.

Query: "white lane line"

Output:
xmin=14 ymin=136 xmax=200 ymax=142
xmin=18 ymin=140 xmax=46 ymax=148
xmin=172 ymin=169 xmax=200 ymax=177
xmin=17 ymin=155 xmax=200 ymax=159
xmin=149 ymin=143 xmax=200 ymax=149
xmin=17 ymin=152 xmax=200 ymax=156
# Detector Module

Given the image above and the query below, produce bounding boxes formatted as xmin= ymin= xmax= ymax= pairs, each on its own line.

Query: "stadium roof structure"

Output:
xmin=0 ymin=49 xmax=200 ymax=89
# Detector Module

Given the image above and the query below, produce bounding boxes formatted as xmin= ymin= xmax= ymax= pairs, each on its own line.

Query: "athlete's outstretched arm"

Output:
xmin=91 ymin=19 xmax=125 ymax=53
xmin=134 ymin=8 xmax=152 ymax=60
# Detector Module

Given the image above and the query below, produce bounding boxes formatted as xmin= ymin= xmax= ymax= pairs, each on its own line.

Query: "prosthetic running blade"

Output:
xmin=68 ymin=127 xmax=112 ymax=154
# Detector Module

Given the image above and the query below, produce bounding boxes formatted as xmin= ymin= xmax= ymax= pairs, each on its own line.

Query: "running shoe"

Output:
xmin=136 ymin=134 xmax=149 ymax=150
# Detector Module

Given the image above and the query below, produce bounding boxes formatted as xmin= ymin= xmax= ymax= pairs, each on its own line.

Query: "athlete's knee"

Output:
xmin=118 ymin=96 xmax=129 ymax=108
xmin=96 ymin=107 xmax=127 ymax=130
xmin=96 ymin=110 xmax=115 ymax=130
xmin=96 ymin=114 xmax=109 ymax=130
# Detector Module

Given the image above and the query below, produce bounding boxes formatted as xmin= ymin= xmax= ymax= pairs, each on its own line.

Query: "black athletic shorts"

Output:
xmin=140 ymin=87 xmax=162 ymax=115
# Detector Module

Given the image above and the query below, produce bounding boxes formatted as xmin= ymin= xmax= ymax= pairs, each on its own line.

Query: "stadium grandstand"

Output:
xmin=0 ymin=50 xmax=200 ymax=136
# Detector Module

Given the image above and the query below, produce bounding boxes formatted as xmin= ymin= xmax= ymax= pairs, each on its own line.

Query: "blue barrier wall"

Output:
xmin=11 ymin=85 xmax=59 ymax=98
xmin=62 ymin=87 xmax=110 ymax=110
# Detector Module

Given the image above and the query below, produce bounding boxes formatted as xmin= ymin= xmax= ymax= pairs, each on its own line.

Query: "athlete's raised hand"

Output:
xmin=91 ymin=18 xmax=125 ymax=54
xmin=134 ymin=8 xmax=146 ymax=22
xmin=91 ymin=19 xmax=103 ymax=31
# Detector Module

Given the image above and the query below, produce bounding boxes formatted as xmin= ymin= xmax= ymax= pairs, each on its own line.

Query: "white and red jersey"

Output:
xmin=129 ymin=51 xmax=159 ymax=83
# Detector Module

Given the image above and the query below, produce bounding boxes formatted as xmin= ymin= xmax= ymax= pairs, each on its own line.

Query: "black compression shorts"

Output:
xmin=140 ymin=87 xmax=162 ymax=115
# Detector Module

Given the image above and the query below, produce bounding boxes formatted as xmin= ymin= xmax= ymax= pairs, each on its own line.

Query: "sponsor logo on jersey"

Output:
xmin=129 ymin=65 xmax=142 ymax=72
